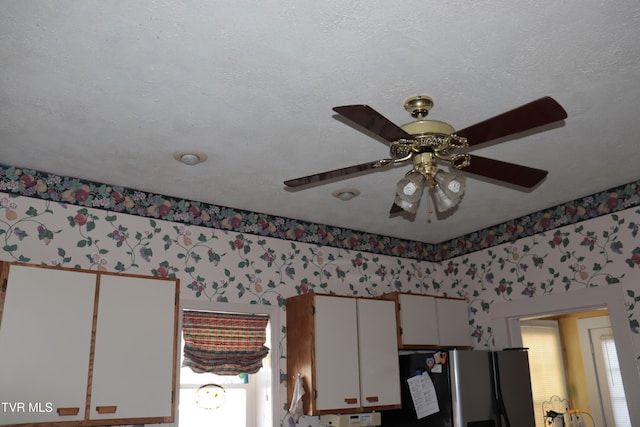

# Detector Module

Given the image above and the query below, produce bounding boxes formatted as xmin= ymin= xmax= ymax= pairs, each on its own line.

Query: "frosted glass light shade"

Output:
xmin=394 ymin=195 xmax=419 ymax=214
xmin=396 ymin=171 xmax=427 ymax=203
xmin=434 ymin=171 xmax=466 ymax=200
xmin=431 ymin=185 xmax=461 ymax=212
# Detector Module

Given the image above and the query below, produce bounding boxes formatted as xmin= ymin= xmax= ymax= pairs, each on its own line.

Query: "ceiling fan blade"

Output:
xmin=460 ymin=154 xmax=548 ymax=188
xmin=333 ymin=105 xmax=413 ymax=142
xmin=455 ymin=97 xmax=568 ymax=147
xmin=284 ymin=160 xmax=387 ymax=188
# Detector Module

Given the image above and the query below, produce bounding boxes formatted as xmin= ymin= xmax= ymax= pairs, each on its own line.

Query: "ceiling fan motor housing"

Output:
xmin=400 ymin=119 xmax=455 ymax=137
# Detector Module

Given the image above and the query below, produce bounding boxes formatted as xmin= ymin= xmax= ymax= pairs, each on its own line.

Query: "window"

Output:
xmin=178 ymin=305 xmax=276 ymax=427
xmin=578 ymin=315 xmax=632 ymax=427
xmin=521 ymin=320 xmax=568 ymax=427
xmin=600 ymin=335 xmax=630 ymax=427
xmin=179 ymin=336 xmax=256 ymax=427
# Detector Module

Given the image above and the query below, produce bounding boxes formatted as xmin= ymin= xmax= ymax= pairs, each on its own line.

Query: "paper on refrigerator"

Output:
xmin=407 ymin=372 xmax=440 ymax=419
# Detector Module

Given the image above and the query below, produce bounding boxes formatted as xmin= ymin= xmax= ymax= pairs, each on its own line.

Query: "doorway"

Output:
xmin=521 ymin=311 xmax=632 ymax=427
xmin=577 ymin=316 xmax=631 ymax=427
xmin=490 ymin=283 xmax=640 ymax=427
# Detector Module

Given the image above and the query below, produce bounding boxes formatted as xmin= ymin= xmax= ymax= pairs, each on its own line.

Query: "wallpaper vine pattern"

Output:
xmin=1 ymin=165 xmax=640 ymax=427
xmin=2 ymin=163 xmax=639 ymax=263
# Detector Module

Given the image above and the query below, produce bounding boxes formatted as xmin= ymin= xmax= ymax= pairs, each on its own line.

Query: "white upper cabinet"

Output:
xmin=286 ymin=293 xmax=401 ymax=415
xmin=383 ymin=292 xmax=471 ymax=349
xmin=313 ymin=295 xmax=361 ymax=412
xmin=398 ymin=293 xmax=440 ymax=347
xmin=0 ymin=265 xmax=97 ymax=425
xmin=357 ymin=298 xmax=401 ymax=408
xmin=435 ymin=297 xmax=471 ymax=348
xmin=90 ymin=274 xmax=178 ymax=420
xmin=0 ymin=262 xmax=179 ymax=427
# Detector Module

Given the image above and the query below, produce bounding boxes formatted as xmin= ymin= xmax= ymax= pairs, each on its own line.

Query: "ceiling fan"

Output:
xmin=284 ymin=96 xmax=567 ymax=215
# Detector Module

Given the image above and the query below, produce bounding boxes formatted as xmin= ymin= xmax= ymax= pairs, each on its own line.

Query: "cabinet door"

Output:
xmin=436 ymin=298 xmax=471 ymax=347
xmin=357 ymin=298 xmax=401 ymax=408
xmin=398 ymin=293 xmax=439 ymax=346
xmin=0 ymin=265 xmax=96 ymax=425
xmin=89 ymin=275 xmax=177 ymax=421
xmin=313 ymin=296 xmax=361 ymax=412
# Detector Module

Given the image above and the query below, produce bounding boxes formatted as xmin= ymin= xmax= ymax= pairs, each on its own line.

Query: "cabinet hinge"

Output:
xmin=399 ymin=326 xmax=403 ymax=336
xmin=312 ymin=304 xmax=315 ymax=315
xmin=313 ymin=389 xmax=318 ymax=400
xmin=2 ymin=278 xmax=6 ymax=292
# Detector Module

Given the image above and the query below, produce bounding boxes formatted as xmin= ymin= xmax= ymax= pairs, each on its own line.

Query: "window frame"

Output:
xmin=174 ymin=300 xmax=281 ymax=427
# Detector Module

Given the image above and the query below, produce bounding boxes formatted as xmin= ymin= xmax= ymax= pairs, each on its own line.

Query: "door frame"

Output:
xmin=578 ymin=316 xmax=632 ymax=427
xmin=577 ymin=316 xmax=609 ymax=427
xmin=490 ymin=283 xmax=640 ymax=427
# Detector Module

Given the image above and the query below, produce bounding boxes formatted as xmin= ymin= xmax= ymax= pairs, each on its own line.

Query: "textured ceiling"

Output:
xmin=2 ymin=1 xmax=640 ymax=244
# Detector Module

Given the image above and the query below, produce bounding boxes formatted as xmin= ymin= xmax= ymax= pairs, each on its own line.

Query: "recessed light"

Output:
xmin=181 ymin=154 xmax=201 ymax=165
xmin=332 ymin=188 xmax=360 ymax=201
xmin=174 ymin=151 xmax=208 ymax=166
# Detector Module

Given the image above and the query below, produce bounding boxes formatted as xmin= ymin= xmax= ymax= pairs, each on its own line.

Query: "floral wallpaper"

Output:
xmin=443 ymin=210 xmax=640 ymax=349
xmin=1 ymin=163 xmax=640 ymax=427
xmin=2 ymin=163 xmax=639 ymax=262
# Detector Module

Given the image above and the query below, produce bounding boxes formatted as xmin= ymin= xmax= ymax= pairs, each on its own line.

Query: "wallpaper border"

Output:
xmin=1 ymin=163 xmax=638 ymax=262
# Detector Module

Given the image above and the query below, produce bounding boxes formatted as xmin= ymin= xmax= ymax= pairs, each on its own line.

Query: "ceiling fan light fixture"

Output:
xmin=431 ymin=185 xmax=462 ymax=213
xmin=394 ymin=195 xmax=419 ymax=214
xmin=395 ymin=170 xmax=427 ymax=203
xmin=434 ymin=170 xmax=466 ymax=200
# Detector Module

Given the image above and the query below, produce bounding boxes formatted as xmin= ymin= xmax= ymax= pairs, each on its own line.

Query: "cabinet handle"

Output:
xmin=344 ymin=398 xmax=358 ymax=405
xmin=57 ymin=407 xmax=80 ymax=416
xmin=96 ymin=405 xmax=117 ymax=414
xmin=365 ymin=396 xmax=379 ymax=403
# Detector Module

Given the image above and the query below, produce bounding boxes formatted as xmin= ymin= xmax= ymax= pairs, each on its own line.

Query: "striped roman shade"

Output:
xmin=182 ymin=310 xmax=270 ymax=375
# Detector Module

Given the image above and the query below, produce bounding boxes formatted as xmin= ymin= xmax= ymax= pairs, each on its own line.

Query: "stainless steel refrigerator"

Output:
xmin=381 ymin=349 xmax=536 ymax=427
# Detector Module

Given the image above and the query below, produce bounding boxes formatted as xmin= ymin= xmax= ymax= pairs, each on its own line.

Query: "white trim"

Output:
xmin=490 ymin=283 xmax=640 ymax=427
xmin=175 ymin=299 xmax=282 ymax=427
xmin=577 ymin=316 xmax=610 ymax=427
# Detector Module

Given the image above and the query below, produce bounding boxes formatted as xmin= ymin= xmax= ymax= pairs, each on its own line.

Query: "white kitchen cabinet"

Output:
xmin=286 ymin=293 xmax=401 ymax=415
xmin=435 ymin=297 xmax=471 ymax=348
xmin=0 ymin=262 xmax=179 ymax=427
xmin=0 ymin=264 xmax=97 ymax=425
xmin=313 ymin=295 xmax=362 ymax=412
xmin=382 ymin=292 xmax=471 ymax=349
xmin=357 ymin=298 xmax=402 ymax=409
xmin=90 ymin=274 xmax=178 ymax=421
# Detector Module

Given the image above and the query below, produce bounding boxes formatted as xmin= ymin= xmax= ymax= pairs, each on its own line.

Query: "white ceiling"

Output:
xmin=2 ymin=1 xmax=639 ymax=244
